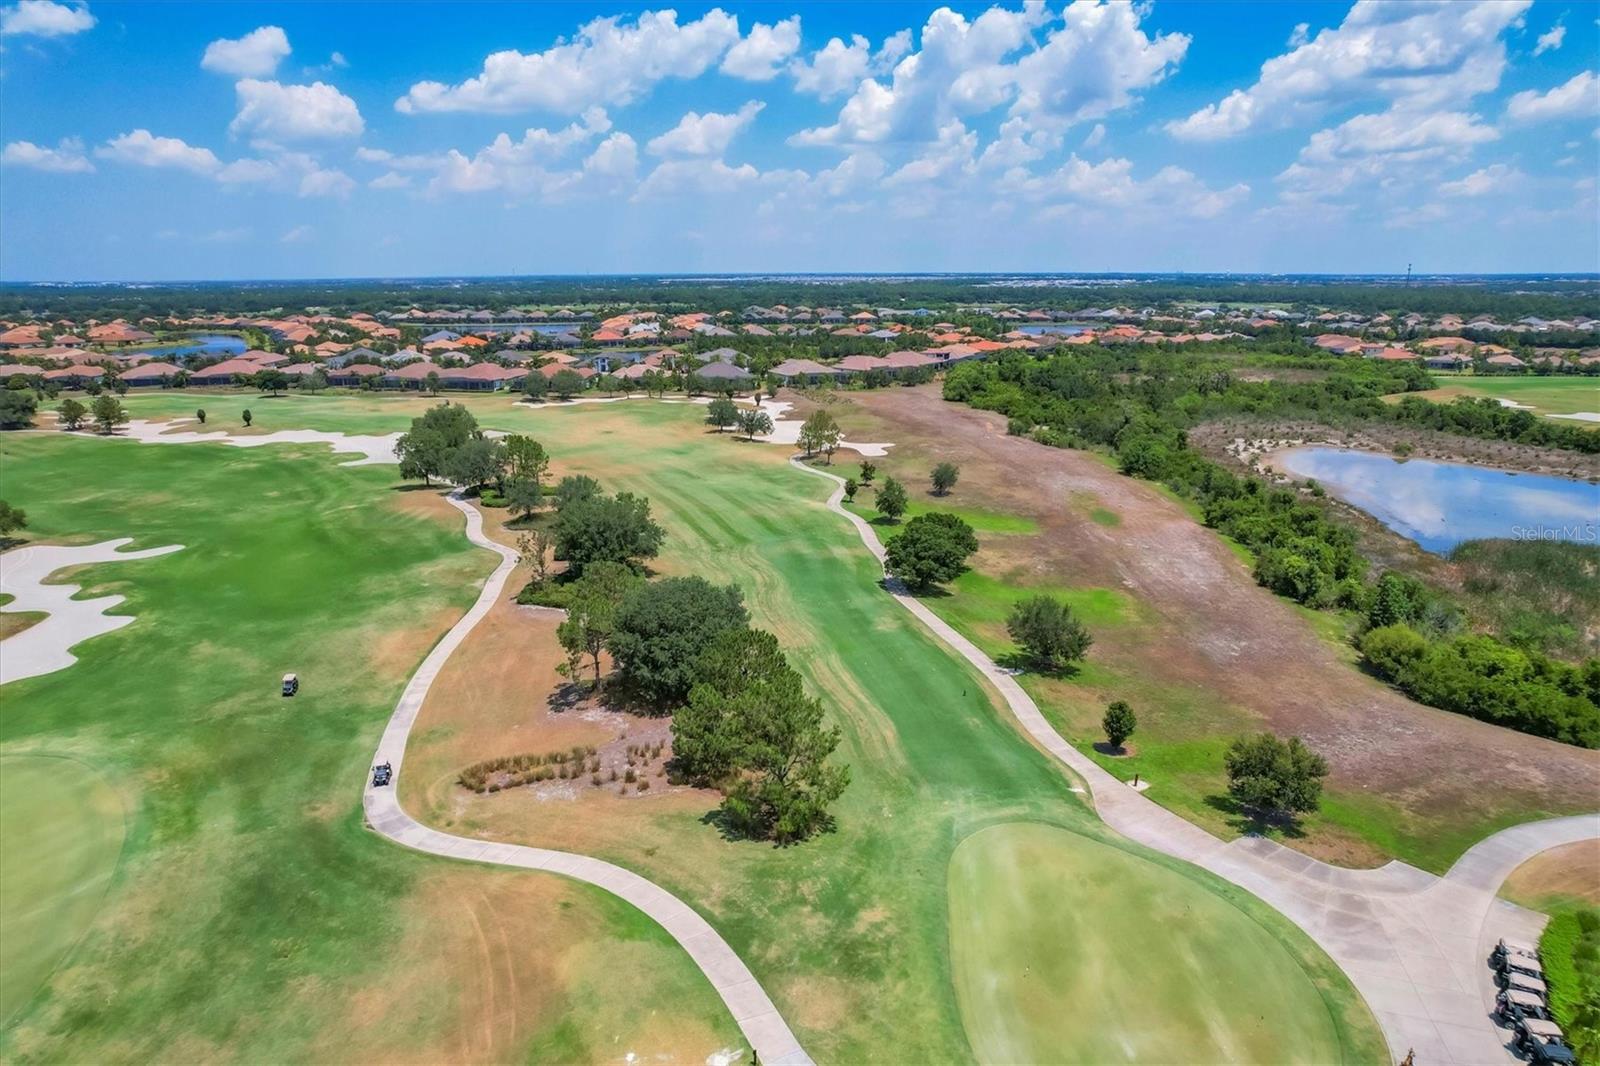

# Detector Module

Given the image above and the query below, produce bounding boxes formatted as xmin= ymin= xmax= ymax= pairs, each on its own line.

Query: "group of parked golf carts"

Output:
xmin=1495 ymin=938 xmax=1577 ymax=1064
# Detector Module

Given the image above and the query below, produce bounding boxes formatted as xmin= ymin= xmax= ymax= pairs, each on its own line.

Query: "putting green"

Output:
xmin=949 ymin=822 xmax=1351 ymax=1064
xmin=0 ymin=755 xmax=125 ymax=1023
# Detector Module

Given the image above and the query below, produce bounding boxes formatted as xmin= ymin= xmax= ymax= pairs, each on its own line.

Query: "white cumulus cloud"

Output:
xmin=1167 ymin=1 xmax=1530 ymax=141
xmin=96 ymin=129 xmax=221 ymax=174
xmin=720 ymin=16 xmax=800 ymax=80
xmin=2 ymin=136 xmax=93 ymax=172
xmin=794 ymin=2 xmax=1184 ymax=146
xmin=395 ymin=8 xmax=740 ymax=115
xmin=230 ymin=79 xmax=364 ymax=140
xmin=0 ymin=0 xmax=93 ymax=37
xmin=1438 ymin=163 xmax=1523 ymax=197
xmin=202 ymin=25 xmax=290 ymax=77
xmin=1506 ymin=71 xmax=1600 ymax=123
xmin=789 ymin=30 xmax=911 ymax=99
xmin=1532 ymin=23 xmax=1565 ymax=56
xmin=647 ymin=101 xmax=763 ymax=157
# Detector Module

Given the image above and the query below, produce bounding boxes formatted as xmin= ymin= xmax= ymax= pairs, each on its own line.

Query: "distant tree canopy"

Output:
xmin=90 ymin=394 xmax=127 ymax=435
xmin=57 ymin=397 xmax=88 ymax=431
xmin=6 ymin=277 xmax=1595 ymax=322
xmin=706 ymin=396 xmax=738 ymax=432
xmin=0 ymin=499 xmax=26 ymax=536
xmin=0 ymin=390 xmax=38 ymax=430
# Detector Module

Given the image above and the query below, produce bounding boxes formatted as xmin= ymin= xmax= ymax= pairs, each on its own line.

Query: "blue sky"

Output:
xmin=2 ymin=0 xmax=1596 ymax=280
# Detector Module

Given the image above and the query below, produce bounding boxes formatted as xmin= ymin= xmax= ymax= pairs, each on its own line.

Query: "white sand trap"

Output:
xmin=1495 ymin=399 xmax=1536 ymax=410
xmin=753 ymin=400 xmax=894 ymax=457
xmin=1550 ymin=412 xmax=1600 ymax=423
xmin=0 ymin=538 xmax=184 ymax=685
xmin=115 ymin=419 xmax=401 ymax=466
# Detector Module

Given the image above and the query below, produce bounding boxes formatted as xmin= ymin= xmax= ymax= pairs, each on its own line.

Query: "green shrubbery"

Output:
xmin=1359 ymin=624 xmax=1600 ymax=747
xmin=1541 ymin=908 xmax=1600 ymax=1064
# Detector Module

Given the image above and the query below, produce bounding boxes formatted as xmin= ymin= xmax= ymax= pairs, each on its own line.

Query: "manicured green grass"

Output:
xmin=1399 ymin=377 xmax=1600 ymax=419
xmin=948 ymin=823 xmax=1381 ymax=1064
xmin=13 ymin=393 xmax=1386 ymax=1062
xmin=844 ymin=496 xmax=1040 ymax=534
xmin=0 ymin=756 xmax=125 ymax=1025
xmin=0 ymin=431 xmax=739 ymax=1061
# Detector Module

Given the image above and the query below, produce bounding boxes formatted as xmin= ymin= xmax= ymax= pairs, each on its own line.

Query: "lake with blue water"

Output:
xmin=1016 ymin=323 xmax=1089 ymax=336
xmin=143 ymin=334 xmax=247 ymax=358
xmin=1276 ymin=447 xmax=1600 ymax=554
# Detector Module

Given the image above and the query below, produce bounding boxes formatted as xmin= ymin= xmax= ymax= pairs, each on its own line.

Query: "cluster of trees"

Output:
xmin=1351 ymin=569 xmax=1600 ymax=747
xmin=673 ymin=625 xmax=850 ymax=842
xmin=55 ymin=395 xmax=127 ymax=435
xmin=571 ymin=575 xmax=850 ymax=842
xmin=491 ymin=449 xmax=846 ymax=841
xmin=394 ymin=406 xmax=554 ymax=513
xmin=1361 ymin=624 xmax=1600 ymax=747
xmin=705 ymin=397 xmax=774 ymax=440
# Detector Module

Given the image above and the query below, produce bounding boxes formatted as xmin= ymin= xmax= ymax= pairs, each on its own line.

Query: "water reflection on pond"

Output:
xmin=1275 ymin=447 xmax=1599 ymax=554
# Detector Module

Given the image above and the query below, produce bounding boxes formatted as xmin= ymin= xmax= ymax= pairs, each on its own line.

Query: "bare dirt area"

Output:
xmin=830 ymin=385 xmax=1600 ymax=866
xmin=400 ymin=580 xmax=707 ymax=834
xmin=1500 ymin=840 xmax=1600 ymax=911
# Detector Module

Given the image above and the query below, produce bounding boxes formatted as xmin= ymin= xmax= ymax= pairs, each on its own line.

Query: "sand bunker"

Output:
xmin=113 ymin=419 xmax=401 ymax=466
xmin=0 ymin=538 xmax=184 ymax=685
xmin=754 ymin=400 xmax=894 ymax=457
xmin=1550 ymin=412 xmax=1600 ymax=423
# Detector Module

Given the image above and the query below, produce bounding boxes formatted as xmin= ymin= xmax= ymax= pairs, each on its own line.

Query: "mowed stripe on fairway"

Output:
xmin=0 ymin=755 xmax=125 ymax=1024
xmin=948 ymin=822 xmax=1345 ymax=1064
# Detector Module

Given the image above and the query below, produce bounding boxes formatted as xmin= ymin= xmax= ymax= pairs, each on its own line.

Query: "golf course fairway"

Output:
xmin=1 ymin=393 xmax=1387 ymax=1061
xmin=949 ymin=822 xmax=1352 ymax=1064
xmin=0 ymin=755 xmax=125 ymax=1024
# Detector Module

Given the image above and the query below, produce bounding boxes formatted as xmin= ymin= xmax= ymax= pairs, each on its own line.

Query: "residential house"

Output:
xmin=770 ymin=358 xmax=843 ymax=385
xmin=191 ymin=358 xmax=270 ymax=384
xmin=119 ymin=361 xmax=181 ymax=385
xmin=691 ymin=361 xmax=755 ymax=389
xmin=327 ymin=364 xmax=385 ymax=387
xmin=43 ymin=365 xmax=104 ymax=386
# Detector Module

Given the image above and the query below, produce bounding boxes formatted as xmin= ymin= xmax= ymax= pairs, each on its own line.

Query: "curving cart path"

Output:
xmin=793 ymin=457 xmax=1600 ymax=1066
xmin=363 ymin=492 xmax=812 ymax=1066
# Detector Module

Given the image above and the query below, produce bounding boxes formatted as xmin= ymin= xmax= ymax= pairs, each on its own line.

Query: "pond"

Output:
xmin=1016 ymin=323 xmax=1088 ymax=336
xmin=1275 ymin=447 xmax=1600 ymax=554
xmin=139 ymin=334 xmax=247 ymax=358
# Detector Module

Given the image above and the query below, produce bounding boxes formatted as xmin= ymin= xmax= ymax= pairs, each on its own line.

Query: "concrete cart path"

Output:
xmin=794 ymin=456 xmax=1600 ymax=1066
xmin=363 ymin=492 xmax=812 ymax=1066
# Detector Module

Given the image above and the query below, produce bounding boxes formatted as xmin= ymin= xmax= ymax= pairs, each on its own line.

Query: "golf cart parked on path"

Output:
xmin=371 ymin=762 xmax=392 ymax=787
